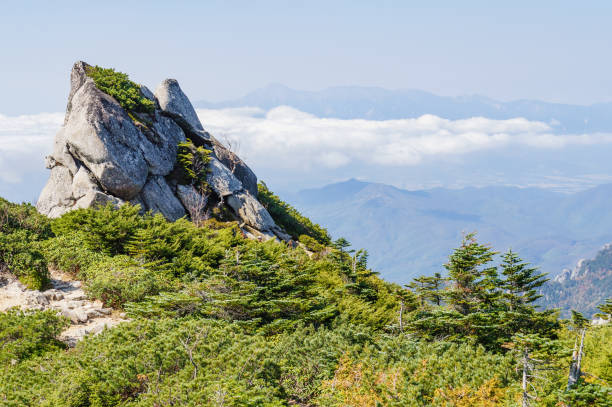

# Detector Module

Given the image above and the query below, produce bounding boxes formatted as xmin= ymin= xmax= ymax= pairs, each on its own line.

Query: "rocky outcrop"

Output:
xmin=37 ymin=61 xmax=284 ymax=238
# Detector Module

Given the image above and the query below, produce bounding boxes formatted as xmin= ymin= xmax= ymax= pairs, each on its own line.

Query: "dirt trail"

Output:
xmin=0 ymin=270 xmax=126 ymax=346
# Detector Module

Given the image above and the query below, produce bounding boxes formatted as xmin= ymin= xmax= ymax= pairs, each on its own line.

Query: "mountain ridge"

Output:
xmin=288 ymin=179 xmax=612 ymax=283
xmin=196 ymin=84 xmax=612 ymax=133
xmin=539 ymin=243 xmax=612 ymax=317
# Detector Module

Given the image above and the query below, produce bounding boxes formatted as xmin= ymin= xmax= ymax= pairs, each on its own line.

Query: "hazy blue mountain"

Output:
xmin=196 ymin=84 xmax=612 ymax=133
xmin=287 ymin=179 xmax=612 ymax=284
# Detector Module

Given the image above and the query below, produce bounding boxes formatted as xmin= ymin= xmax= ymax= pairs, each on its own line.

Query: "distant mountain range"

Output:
xmin=539 ymin=244 xmax=612 ymax=318
xmin=286 ymin=179 xmax=612 ymax=284
xmin=197 ymin=84 xmax=612 ymax=133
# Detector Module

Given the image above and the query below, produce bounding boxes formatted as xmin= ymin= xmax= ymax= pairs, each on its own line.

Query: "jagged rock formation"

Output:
xmin=37 ymin=62 xmax=285 ymax=239
xmin=538 ymin=243 xmax=612 ymax=318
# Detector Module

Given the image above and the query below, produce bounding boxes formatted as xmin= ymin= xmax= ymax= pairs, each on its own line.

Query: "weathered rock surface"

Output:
xmin=212 ymin=140 xmax=259 ymax=197
xmin=139 ymin=175 xmax=186 ymax=221
xmin=37 ymin=61 xmax=285 ymax=239
xmin=154 ymin=78 xmax=211 ymax=143
xmin=207 ymin=157 xmax=244 ymax=197
xmin=0 ymin=270 xmax=126 ymax=346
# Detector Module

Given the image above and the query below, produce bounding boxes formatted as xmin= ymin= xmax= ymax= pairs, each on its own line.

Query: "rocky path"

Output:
xmin=0 ymin=270 xmax=126 ymax=346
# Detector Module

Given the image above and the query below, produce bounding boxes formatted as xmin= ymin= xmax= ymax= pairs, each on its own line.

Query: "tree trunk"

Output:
xmin=398 ymin=299 xmax=404 ymax=332
xmin=522 ymin=350 xmax=529 ymax=407
xmin=567 ymin=328 xmax=586 ymax=389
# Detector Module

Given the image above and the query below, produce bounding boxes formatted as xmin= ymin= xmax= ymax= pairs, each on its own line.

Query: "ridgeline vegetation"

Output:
xmin=0 ymin=197 xmax=610 ymax=406
xmin=85 ymin=65 xmax=155 ymax=114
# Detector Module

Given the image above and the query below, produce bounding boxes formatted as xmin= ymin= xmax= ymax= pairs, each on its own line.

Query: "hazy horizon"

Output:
xmin=3 ymin=1 xmax=612 ymax=116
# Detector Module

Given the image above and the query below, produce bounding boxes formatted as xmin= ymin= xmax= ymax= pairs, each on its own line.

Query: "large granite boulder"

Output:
xmin=37 ymin=61 xmax=284 ymax=239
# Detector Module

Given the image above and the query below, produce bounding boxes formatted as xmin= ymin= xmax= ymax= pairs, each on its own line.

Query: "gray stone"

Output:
xmin=129 ymin=195 xmax=147 ymax=213
xmin=212 ymin=140 xmax=258 ymax=196
xmin=37 ymin=61 xmax=285 ymax=241
xmin=176 ymin=184 xmax=209 ymax=222
xmin=34 ymin=293 xmax=49 ymax=306
xmin=71 ymin=166 xmax=98 ymax=199
xmin=142 ymin=114 xmax=186 ymax=175
xmin=154 ymin=79 xmax=204 ymax=134
xmin=207 ymin=157 xmax=243 ymax=197
xmin=62 ymin=308 xmax=88 ymax=324
xmin=51 ymin=128 xmax=79 ymax=174
xmin=44 ymin=155 xmax=58 ymax=170
xmin=74 ymin=190 xmax=123 ymax=210
xmin=226 ymin=191 xmax=276 ymax=232
xmin=140 ymin=176 xmax=186 ymax=221
xmin=37 ymin=165 xmax=74 ymax=217
xmin=64 ymin=61 xmax=90 ymax=125
xmin=139 ymin=85 xmax=156 ymax=103
xmin=177 ymin=184 xmax=206 ymax=209
xmin=63 ymin=78 xmax=149 ymax=199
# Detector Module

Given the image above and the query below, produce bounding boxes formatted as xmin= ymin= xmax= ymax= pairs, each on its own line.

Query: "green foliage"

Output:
xmin=560 ymin=378 xmax=612 ymax=407
xmin=501 ymin=249 xmax=547 ymax=308
xmin=316 ymin=338 xmax=517 ymax=406
xmin=177 ymin=138 xmax=211 ymax=189
xmin=571 ymin=310 xmax=590 ymax=329
xmin=406 ymin=272 xmax=444 ymax=307
xmin=83 ymin=256 xmax=175 ymax=309
xmin=86 ymin=65 xmax=154 ymax=113
xmin=42 ymin=232 xmax=106 ymax=276
xmin=580 ymin=324 xmax=612 ymax=385
xmin=406 ymin=234 xmax=559 ymax=350
xmin=35 ymin=204 xmax=395 ymax=334
xmin=51 ymin=203 xmax=143 ymax=256
xmin=1 ymin=199 xmax=608 ymax=406
xmin=596 ymin=298 xmax=612 ymax=320
xmin=258 ymin=182 xmax=331 ymax=245
xmin=298 ymin=234 xmax=325 ymax=253
xmin=0 ymin=198 xmax=51 ymax=289
xmin=0 ymin=309 xmax=68 ymax=365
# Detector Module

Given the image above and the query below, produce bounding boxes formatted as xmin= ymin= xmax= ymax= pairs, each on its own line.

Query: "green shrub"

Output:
xmin=258 ymin=182 xmax=331 ymax=245
xmin=86 ymin=65 xmax=155 ymax=113
xmin=0 ymin=199 xmax=52 ymax=289
xmin=52 ymin=203 xmax=143 ymax=256
xmin=42 ymin=232 xmax=106 ymax=277
xmin=83 ymin=255 xmax=174 ymax=309
xmin=299 ymin=234 xmax=325 ymax=252
xmin=0 ymin=309 xmax=68 ymax=365
xmin=177 ymin=138 xmax=211 ymax=189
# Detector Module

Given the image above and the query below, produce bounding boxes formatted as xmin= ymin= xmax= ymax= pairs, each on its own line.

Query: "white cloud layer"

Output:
xmin=0 ymin=113 xmax=62 ymax=184
xmin=196 ymin=107 xmax=612 ymax=170
xmin=1 ymin=108 xmax=612 ymax=199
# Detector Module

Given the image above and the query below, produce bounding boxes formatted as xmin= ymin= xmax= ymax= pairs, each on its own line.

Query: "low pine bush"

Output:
xmin=86 ymin=65 xmax=155 ymax=113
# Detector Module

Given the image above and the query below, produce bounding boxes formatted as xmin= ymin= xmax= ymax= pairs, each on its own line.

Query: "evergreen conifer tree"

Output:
xmin=500 ymin=250 xmax=547 ymax=310
xmin=595 ymin=298 xmax=612 ymax=321
xmin=407 ymin=272 xmax=445 ymax=308
xmin=443 ymin=234 xmax=504 ymax=344
xmin=499 ymin=250 xmax=557 ymax=340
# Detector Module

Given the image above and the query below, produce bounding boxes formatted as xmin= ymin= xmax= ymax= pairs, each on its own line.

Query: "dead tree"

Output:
xmin=182 ymin=186 xmax=210 ymax=227
xmin=567 ymin=327 xmax=586 ymax=389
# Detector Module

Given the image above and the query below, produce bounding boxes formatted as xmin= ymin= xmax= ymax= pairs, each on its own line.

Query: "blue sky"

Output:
xmin=2 ymin=1 xmax=612 ymax=202
xmin=2 ymin=1 xmax=612 ymax=115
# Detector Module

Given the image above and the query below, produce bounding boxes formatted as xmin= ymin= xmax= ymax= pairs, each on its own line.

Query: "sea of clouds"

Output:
xmin=2 ymin=107 xmax=612 ymax=202
xmin=196 ymin=106 xmax=612 ymax=170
